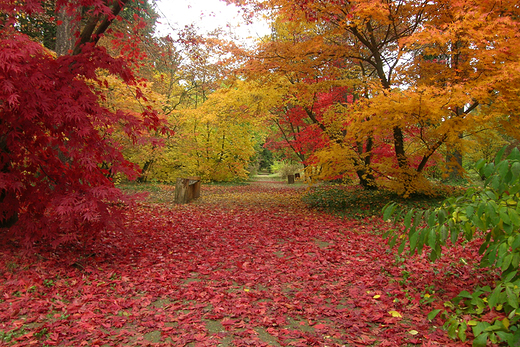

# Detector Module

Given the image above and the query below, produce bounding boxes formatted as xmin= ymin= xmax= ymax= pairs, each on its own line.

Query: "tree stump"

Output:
xmin=287 ymin=174 xmax=295 ymax=184
xmin=174 ymin=177 xmax=201 ymax=204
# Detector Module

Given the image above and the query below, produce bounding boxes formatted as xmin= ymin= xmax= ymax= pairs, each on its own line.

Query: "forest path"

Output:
xmin=0 ymin=184 xmax=485 ymax=346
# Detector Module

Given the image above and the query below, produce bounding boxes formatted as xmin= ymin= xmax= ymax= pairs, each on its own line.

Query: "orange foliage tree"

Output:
xmin=230 ymin=0 xmax=520 ymax=195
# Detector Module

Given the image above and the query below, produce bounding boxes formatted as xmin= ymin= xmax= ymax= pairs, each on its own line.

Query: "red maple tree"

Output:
xmin=0 ymin=0 xmax=163 ymax=245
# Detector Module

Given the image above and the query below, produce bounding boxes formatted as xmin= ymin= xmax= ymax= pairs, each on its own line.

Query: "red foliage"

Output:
xmin=0 ymin=30 xmax=161 ymax=244
xmin=267 ymin=85 xmax=352 ymax=163
xmin=0 ymin=0 xmax=166 ymax=243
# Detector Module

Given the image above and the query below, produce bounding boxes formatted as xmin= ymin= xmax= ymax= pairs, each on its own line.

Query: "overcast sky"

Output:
xmin=154 ymin=0 xmax=270 ymax=43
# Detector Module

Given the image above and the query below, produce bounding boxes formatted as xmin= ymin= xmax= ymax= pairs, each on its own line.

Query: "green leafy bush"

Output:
xmin=383 ymin=147 xmax=520 ymax=346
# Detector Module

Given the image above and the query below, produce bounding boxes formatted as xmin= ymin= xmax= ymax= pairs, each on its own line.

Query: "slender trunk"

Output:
xmin=393 ymin=126 xmax=408 ymax=169
xmin=0 ymin=138 xmax=18 ymax=228
xmin=137 ymin=159 xmax=154 ymax=183
xmin=55 ymin=8 xmax=77 ymax=56
xmin=356 ymin=136 xmax=377 ymax=190
xmin=393 ymin=125 xmax=417 ymax=195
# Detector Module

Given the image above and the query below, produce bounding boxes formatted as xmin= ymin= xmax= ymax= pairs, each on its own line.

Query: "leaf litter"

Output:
xmin=0 ymin=183 xmax=496 ymax=346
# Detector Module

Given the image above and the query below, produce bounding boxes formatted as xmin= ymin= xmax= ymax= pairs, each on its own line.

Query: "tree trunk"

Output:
xmin=446 ymin=148 xmax=463 ymax=181
xmin=137 ymin=159 xmax=154 ymax=183
xmin=0 ymin=138 xmax=18 ymax=228
xmin=174 ymin=177 xmax=201 ymax=204
xmin=55 ymin=9 xmax=77 ymax=56
xmin=356 ymin=169 xmax=377 ymax=190
xmin=393 ymin=126 xmax=418 ymax=196
xmin=355 ymin=135 xmax=377 ymax=190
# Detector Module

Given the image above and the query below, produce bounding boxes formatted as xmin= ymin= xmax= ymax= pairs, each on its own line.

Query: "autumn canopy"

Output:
xmin=2 ymin=0 xmax=520 ymax=345
xmin=229 ymin=0 xmax=520 ymax=193
xmin=0 ymin=0 xmax=518 ymax=240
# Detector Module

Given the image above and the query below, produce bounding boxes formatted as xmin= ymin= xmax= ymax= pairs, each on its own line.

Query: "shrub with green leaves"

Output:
xmin=383 ymin=147 xmax=520 ymax=346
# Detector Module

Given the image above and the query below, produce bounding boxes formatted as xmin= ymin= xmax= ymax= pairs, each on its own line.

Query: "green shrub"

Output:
xmin=384 ymin=147 xmax=520 ymax=346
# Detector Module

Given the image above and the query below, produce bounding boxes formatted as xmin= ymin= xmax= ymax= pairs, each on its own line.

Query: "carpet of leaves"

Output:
xmin=0 ymin=182 xmax=497 ymax=346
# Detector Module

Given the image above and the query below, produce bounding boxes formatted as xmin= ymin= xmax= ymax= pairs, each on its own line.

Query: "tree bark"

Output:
xmin=174 ymin=177 xmax=201 ymax=204
xmin=55 ymin=9 xmax=77 ymax=56
xmin=72 ymin=0 xmax=131 ymax=55
xmin=0 ymin=137 xmax=18 ymax=228
xmin=355 ymin=135 xmax=377 ymax=190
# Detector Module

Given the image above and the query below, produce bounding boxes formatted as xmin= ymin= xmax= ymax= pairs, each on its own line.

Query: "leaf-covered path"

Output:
xmin=0 ymin=184 xmax=493 ymax=346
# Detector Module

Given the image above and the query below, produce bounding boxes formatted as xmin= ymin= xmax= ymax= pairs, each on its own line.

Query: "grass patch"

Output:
xmin=117 ymin=182 xmax=164 ymax=193
xmin=252 ymin=173 xmax=284 ymax=181
xmin=301 ymin=185 xmax=461 ymax=219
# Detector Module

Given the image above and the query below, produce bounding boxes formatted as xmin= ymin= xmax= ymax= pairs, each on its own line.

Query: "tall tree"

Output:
xmin=231 ymin=0 xmax=520 ymax=195
xmin=237 ymin=14 xmax=391 ymax=188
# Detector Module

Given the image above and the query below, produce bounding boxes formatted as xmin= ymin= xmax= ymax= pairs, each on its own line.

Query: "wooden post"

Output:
xmin=187 ymin=177 xmax=201 ymax=199
xmin=175 ymin=178 xmax=189 ymax=204
xmin=175 ymin=177 xmax=201 ymax=204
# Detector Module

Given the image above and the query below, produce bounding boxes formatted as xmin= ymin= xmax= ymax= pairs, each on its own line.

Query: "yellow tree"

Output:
xmin=94 ymin=73 xmax=168 ymax=182
xmin=103 ymin=24 xmax=263 ymax=183
xmin=98 ymin=22 xmax=247 ymax=183
xmin=147 ymin=82 xmax=260 ymax=182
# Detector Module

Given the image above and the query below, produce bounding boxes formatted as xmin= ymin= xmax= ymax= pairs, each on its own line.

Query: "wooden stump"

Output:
xmin=174 ymin=177 xmax=201 ymax=204
xmin=287 ymin=174 xmax=295 ymax=184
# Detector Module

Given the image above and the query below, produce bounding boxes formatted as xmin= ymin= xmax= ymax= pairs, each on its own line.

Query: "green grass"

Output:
xmin=301 ymin=185 xmax=463 ymax=220
xmin=117 ymin=182 xmax=163 ymax=193
xmin=252 ymin=173 xmax=284 ymax=181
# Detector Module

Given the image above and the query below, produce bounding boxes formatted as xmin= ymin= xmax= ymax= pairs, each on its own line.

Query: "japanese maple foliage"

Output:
xmin=266 ymin=104 xmax=326 ymax=164
xmin=0 ymin=1 xmax=162 ymax=244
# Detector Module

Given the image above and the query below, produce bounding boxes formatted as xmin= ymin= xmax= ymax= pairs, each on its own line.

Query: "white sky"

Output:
xmin=154 ymin=0 xmax=270 ymax=43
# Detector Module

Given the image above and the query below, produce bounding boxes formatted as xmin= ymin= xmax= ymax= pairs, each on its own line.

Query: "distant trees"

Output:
xmin=229 ymin=0 xmax=520 ymax=195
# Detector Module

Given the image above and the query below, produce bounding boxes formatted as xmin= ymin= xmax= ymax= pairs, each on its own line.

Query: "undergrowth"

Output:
xmin=301 ymin=185 xmax=463 ymax=219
